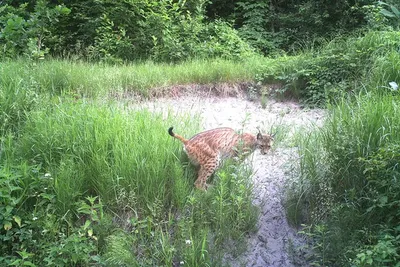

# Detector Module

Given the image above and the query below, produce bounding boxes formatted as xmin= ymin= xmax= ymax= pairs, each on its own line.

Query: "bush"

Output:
xmin=0 ymin=1 xmax=70 ymax=60
xmin=0 ymin=0 xmax=255 ymax=62
xmin=351 ymin=230 xmax=400 ymax=267
xmin=150 ymin=15 xmax=255 ymax=62
xmin=257 ymin=30 xmax=400 ymax=106
xmin=0 ymin=163 xmax=101 ymax=266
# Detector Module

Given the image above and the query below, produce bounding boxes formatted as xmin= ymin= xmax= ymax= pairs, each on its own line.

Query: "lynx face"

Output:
xmin=256 ymin=133 xmax=274 ymax=155
xmin=169 ymin=127 xmax=273 ymax=190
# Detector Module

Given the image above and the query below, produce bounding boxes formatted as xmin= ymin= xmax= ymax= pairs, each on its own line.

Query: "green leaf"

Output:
xmin=378 ymin=1 xmax=390 ymax=7
xmin=23 ymin=261 xmax=36 ymax=267
xmin=357 ymin=252 xmax=365 ymax=259
xmin=13 ymin=215 xmax=22 ymax=227
xmin=379 ymin=195 xmax=388 ymax=205
xmin=83 ymin=220 xmax=91 ymax=230
xmin=390 ymin=5 xmax=400 ymax=17
xmin=9 ymin=260 xmax=21 ymax=266
xmin=380 ymin=9 xmax=396 ymax=18
xmin=4 ymin=221 xmax=12 ymax=230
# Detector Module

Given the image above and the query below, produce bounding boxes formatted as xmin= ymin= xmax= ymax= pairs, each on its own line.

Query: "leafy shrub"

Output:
xmin=257 ymin=30 xmax=400 ymax=106
xmin=379 ymin=1 xmax=400 ymax=29
xmin=0 ymin=1 xmax=70 ymax=59
xmin=87 ymin=14 xmax=134 ymax=63
xmin=235 ymin=0 xmax=284 ymax=55
xmin=0 ymin=163 xmax=100 ymax=266
xmin=351 ymin=230 xmax=400 ymax=267
xmin=150 ymin=13 xmax=255 ymax=62
xmin=231 ymin=0 xmax=380 ymax=54
xmin=0 ymin=0 xmax=254 ymax=62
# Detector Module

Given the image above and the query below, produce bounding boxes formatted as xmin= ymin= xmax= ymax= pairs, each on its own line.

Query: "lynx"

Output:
xmin=168 ymin=126 xmax=273 ymax=190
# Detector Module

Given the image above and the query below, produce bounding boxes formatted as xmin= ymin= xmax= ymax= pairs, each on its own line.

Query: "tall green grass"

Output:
xmin=0 ymin=54 xmax=267 ymax=266
xmin=0 ymin=57 xmax=268 ymax=98
xmin=286 ymin=92 xmax=400 ymax=266
xmin=0 ymin=96 xmax=259 ymax=265
xmin=0 ymin=76 xmax=37 ymax=136
xmin=12 ymin=100 xmax=196 ymax=214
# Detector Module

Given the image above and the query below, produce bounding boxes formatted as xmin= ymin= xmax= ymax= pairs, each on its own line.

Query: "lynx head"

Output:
xmin=256 ymin=132 xmax=274 ymax=155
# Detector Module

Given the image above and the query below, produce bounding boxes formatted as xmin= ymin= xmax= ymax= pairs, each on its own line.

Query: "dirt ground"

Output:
xmin=136 ymin=93 xmax=325 ymax=267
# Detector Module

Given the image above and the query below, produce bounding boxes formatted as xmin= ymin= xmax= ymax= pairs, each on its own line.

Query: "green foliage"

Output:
xmin=286 ymin=91 xmax=400 ymax=266
xmin=189 ymin=161 xmax=258 ymax=249
xmin=102 ymin=160 xmax=258 ymax=266
xmin=0 ymin=57 xmax=266 ymax=99
xmin=0 ymin=0 xmax=254 ymax=62
xmin=88 ymin=14 xmax=134 ymax=64
xmin=257 ymin=30 xmax=400 ymax=106
xmin=149 ymin=4 xmax=255 ymax=62
xmin=0 ymin=163 xmax=100 ymax=266
xmin=231 ymin=0 xmax=379 ymax=54
xmin=235 ymin=0 xmax=282 ymax=55
xmin=15 ymin=101 xmax=195 ymax=211
xmin=0 ymin=69 xmax=258 ymax=265
xmin=0 ymin=1 xmax=70 ymax=59
xmin=351 ymin=230 xmax=400 ymax=267
xmin=299 ymin=224 xmax=332 ymax=266
xmin=0 ymin=77 xmax=38 ymax=136
xmin=3 ymin=0 xmax=392 ymax=62
xmin=379 ymin=1 xmax=400 ymax=29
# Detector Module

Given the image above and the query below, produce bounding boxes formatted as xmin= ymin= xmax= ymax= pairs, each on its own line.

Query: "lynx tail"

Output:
xmin=168 ymin=127 xmax=188 ymax=143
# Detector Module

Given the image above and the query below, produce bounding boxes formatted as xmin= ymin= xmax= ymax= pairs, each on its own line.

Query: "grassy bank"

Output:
xmin=2 ymin=31 xmax=398 ymax=105
xmin=286 ymin=92 xmax=400 ymax=266
xmin=0 ymin=97 xmax=258 ymax=266
xmin=282 ymin=30 xmax=400 ymax=267
xmin=1 ymin=54 xmax=265 ymax=265
xmin=0 ymin=57 xmax=267 ymax=98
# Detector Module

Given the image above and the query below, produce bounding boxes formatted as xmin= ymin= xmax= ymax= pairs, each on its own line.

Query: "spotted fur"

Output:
xmin=168 ymin=127 xmax=273 ymax=190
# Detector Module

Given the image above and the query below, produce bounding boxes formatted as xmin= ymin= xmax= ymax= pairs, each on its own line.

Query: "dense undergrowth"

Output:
xmin=1 ymin=28 xmax=400 ymax=266
xmin=258 ymin=30 xmax=400 ymax=106
xmin=286 ymin=92 xmax=400 ymax=266
xmin=284 ymin=32 xmax=400 ymax=266
xmin=0 ymin=96 xmax=258 ymax=266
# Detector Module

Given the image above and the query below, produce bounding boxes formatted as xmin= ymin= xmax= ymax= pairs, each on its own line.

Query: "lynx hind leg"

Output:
xmin=194 ymin=158 xmax=219 ymax=190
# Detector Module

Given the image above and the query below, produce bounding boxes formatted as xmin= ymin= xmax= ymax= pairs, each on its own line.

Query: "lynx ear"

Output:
xmin=257 ymin=132 xmax=262 ymax=140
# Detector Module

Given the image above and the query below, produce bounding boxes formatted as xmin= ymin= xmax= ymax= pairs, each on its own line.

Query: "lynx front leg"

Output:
xmin=194 ymin=158 xmax=219 ymax=190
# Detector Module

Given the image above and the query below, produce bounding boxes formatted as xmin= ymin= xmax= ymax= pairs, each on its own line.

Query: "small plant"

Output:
xmin=260 ymin=88 xmax=268 ymax=109
xmin=299 ymin=223 xmax=332 ymax=266
xmin=351 ymin=231 xmax=400 ymax=267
